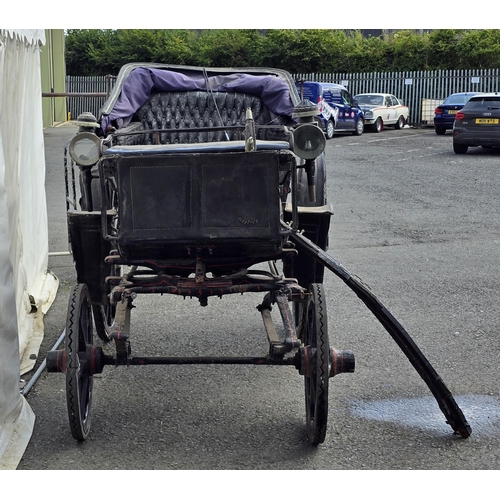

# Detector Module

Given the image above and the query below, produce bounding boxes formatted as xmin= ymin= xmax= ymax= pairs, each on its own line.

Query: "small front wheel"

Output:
xmin=453 ymin=142 xmax=468 ymax=154
xmin=92 ymin=304 xmax=114 ymax=343
xmin=92 ymin=262 xmax=122 ymax=342
xmin=303 ymin=283 xmax=330 ymax=445
xmin=66 ymin=283 xmax=94 ymax=441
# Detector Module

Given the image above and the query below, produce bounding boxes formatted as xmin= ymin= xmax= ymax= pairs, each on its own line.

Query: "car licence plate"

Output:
xmin=475 ymin=118 xmax=499 ymax=124
xmin=448 ymin=110 xmax=457 ymax=114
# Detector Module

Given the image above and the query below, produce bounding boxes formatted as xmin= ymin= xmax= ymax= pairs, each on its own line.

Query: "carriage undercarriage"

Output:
xmin=50 ymin=253 xmax=355 ymax=444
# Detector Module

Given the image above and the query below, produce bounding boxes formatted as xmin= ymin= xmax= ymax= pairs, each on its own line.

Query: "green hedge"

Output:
xmin=65 ymin=29 xmax=500 ymax=76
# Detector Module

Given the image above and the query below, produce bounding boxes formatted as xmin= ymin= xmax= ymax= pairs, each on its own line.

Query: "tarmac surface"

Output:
xmin=17 ymin=123 xmax=500 ymax=476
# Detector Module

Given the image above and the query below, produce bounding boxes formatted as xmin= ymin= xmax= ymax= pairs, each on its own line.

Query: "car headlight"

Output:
xmin=364 ymin=110 xmax=373 ymax=118
xmin=292 ymin=123 xmax=326 ymax=160
xmin=68 ymin=132 xmax=101 ymax=167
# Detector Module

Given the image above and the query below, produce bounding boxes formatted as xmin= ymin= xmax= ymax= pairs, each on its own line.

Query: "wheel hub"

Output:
xmin=298 ymin=345 xmax=355 ymax=377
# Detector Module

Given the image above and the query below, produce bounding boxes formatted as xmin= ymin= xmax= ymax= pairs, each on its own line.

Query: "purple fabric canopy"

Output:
xmin=100 ymin=68 xmax=296 ymax=133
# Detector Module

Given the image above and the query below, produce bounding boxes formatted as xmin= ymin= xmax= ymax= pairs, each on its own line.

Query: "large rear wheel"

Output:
xmin=289 ymin=154 xmax=329 ymax=326
xmin=66 ymin=283 xmax=94 ymax=441
xmin=303 ymin=283 xmax=330 ymax=444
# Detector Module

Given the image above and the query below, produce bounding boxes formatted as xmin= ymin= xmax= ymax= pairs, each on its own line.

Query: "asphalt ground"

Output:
xmin=16 ymin=123 xmax=500 ymax=482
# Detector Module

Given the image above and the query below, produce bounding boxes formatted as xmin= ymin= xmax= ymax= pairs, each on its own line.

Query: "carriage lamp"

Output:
xmin=292 ymin=123 xmax=326 ymax=160
xmin=291 ymin=100 xmax=326 ymax=203
xmin=292 ymin=100 xmax=326 ymax=160
xmin=68 ymin=131 xmax=101 ymax=167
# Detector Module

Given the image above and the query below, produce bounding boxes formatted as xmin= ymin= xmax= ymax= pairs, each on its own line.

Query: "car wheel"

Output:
xmin=325 ymin=119 xmax=335 ymax=140
xmin=372 ymin=117 xmax=383 ymax=133
xmin=395 ymin=115 xmax=405 ymax=130
xmin=453 ymin=142 xmax=468 ymax=154
xmin=353 ymin=118 xmax=364 ymax=136
xmin=435 ymin=127 xmax=446 ymax=135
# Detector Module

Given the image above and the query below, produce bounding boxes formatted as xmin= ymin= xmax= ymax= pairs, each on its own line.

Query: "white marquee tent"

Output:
xmin=0 ymin=28 xmax=58 ymax=469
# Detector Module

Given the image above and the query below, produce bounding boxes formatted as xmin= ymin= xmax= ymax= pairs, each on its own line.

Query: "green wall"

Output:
xmin=40 ymin=29 xmax=67 ymax=127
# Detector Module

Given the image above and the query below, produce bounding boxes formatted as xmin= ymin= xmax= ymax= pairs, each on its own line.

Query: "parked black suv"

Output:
xmin=453 ymin=93 xmax=500 ymax=154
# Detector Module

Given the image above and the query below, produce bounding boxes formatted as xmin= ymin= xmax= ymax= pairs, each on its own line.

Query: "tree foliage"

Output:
xmin=195 ymin=29 xmax=262 ymax=67
xmin=385 ymin=30 xmax=430 ymax=71
xmin=65 ymin=29 xmax=500 ymax=76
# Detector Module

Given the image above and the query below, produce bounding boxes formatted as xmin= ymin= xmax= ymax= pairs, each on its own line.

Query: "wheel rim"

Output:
xmin=356 ymin=119 xmax=364 ymax=135
xmin=376 ymin=118 xmax=383 ymax=132
xmin=304 ymin=283 xmax=330 ymax=444
xmin=326 ymin=120 xmax=334 ymax=139
xmin=66 ymin=283 xmax=94 ymax=441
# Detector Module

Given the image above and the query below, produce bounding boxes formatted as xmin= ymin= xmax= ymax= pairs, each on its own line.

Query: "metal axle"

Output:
xmin=46 ymin=344 xmax=355 ymax=378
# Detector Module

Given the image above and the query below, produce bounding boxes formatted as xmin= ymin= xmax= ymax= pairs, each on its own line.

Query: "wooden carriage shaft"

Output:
xmin=288 ymin=228 xmax=472 ymax=438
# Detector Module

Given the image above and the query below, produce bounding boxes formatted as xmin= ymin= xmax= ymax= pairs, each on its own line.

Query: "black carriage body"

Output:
xmin=65 ymin=63 xmax=333 ymax=294
xmin=100 ymin=145 xmax=294 ymax=271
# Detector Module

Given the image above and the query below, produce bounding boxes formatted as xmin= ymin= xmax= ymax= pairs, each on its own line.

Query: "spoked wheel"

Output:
xmin=66 ymin=283 xmax=94 ymax=441
xmin=92 ymin=304 xmax=114 ymax=342
xmin=303 ymin=283 xmax=330 ymax=444
xmin=92 ymin=263 xmax=122 ymax=342
xmin=290 ymin=154 xmax=328 ymax=329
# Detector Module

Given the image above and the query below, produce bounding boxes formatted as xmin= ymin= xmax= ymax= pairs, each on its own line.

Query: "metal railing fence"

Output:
xmin=65 ymin=75 xmax=116 ymax=120
xmin=65 ymin=69 xmax=500 ymax=126
xmin=293 ymin=69 xmax=500 ymax=125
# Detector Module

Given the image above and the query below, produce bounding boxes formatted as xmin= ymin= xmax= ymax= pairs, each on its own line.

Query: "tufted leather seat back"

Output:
xmin=132 ymin=90 xmax=275 ymax=144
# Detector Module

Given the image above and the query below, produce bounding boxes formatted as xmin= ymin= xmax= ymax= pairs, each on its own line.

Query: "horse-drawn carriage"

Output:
xmin=46 ymin=63 xmax=471 ymax=444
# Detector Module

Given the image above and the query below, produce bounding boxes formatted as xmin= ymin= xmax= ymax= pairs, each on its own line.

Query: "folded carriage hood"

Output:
xmin=99 ymin=63 xmax=300 ymax=133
